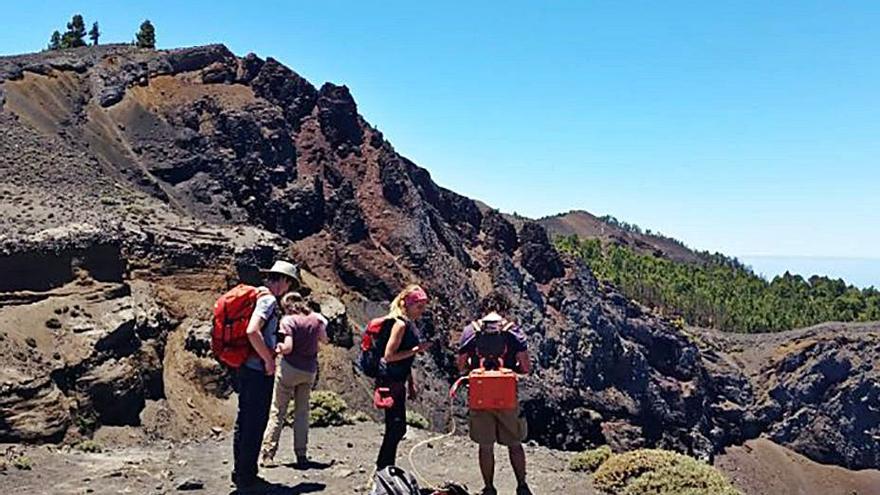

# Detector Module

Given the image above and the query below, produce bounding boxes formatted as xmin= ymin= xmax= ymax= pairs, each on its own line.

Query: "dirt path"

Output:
xmin=1 ymin=422 xmax=595 ymax=494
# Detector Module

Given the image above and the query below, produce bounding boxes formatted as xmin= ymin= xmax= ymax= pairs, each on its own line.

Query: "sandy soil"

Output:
xmin=0 ymin=422 xmax=595 ymax=494
xmin=716 ymin=438 xmax=880 ymax=495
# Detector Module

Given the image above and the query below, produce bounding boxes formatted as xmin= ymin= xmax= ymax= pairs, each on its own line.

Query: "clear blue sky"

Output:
xmin=3 ymin=2 xmax=879 ymax=269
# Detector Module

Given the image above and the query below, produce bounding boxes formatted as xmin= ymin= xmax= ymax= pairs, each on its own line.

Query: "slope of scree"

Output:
xmin=1 ymin=44 xmax=878 ymax=471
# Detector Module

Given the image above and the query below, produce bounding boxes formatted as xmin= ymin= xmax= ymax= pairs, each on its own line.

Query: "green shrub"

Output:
xmin=348 ymin=411 xmax=372 ymax=423
xmin=307 ymin=390 xmax=352 ymax=427
xmin=13 ymin=456 xmax=32 ymax=471
xmin=569 ymin=445 xmax=612 ymax=473
xmin=593 ymin=449 xmax=741 ymax=495
xmin=75 ymin=440 xmax=103 ymax=453
xmin=75 ymin=412 xmax=98 ymax=434
xmin=406 ymin=411 xmax=430 ymax=429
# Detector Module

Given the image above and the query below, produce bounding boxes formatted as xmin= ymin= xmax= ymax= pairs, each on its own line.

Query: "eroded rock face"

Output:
xmin=519 ymin=222 xmax=565 ymax=284
xmin=0 ymin=377 xmax=70 ymax=442
xmin=753 ymin=333 xmax=880 ymax=469
xmin=1 ymin=44 xmax=876 ymax=471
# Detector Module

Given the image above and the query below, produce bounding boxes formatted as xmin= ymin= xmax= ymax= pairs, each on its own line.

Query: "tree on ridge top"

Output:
xmin=135 ymin=19 xmax=156 ymax=49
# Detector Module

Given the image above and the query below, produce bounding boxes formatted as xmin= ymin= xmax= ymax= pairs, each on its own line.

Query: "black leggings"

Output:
xmin=377 ymin=381 xmax=408 ymax=469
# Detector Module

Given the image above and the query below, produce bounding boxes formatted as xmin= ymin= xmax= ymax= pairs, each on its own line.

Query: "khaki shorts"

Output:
xmin=469 ymin=407 xmax=528 ymax=446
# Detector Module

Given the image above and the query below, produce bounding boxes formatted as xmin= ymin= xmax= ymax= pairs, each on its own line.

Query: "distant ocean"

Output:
xmin=740 ymin=256 xmax=880 ymax=290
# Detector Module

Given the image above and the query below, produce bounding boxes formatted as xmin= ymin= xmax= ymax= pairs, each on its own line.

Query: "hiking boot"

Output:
xmin=515 ymin=484 xmax=533 ymax=495
xmin=480 ymin=487 xmax=498 ymax=495
xmin=259 ymin=455 xmax=278 ymax=468
xmin=294 ymin=454 xmax=310 ymax=469
xmin=234 ymin=475 xmax=272 ymax=493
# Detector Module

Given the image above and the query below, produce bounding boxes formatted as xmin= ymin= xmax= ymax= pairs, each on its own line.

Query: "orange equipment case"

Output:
xmin=466 ymin=367 xmax=518 ymax=411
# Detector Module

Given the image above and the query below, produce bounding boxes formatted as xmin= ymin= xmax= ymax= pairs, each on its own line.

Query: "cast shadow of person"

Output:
xmin=230 ymin=481 xmax=326 ymax=494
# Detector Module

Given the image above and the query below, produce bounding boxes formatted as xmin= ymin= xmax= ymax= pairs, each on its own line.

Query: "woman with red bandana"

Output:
xmin=376 ymin=284 xmax=433 ymax=469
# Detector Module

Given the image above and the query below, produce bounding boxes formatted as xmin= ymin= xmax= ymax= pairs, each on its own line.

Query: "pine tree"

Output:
xmin=61 ymin=14 xmax=87 ymax=48
xmin=135 ymin=20 xmax=156 ymax=49
xmin=48 ymin=30 xmax=62 ymax=51
xmin=89 ymin=22 xmax=100 ymax=46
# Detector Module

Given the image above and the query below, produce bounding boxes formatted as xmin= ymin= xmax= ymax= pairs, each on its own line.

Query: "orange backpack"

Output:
xmin=212 ymin=284 xmax=271 ymax=368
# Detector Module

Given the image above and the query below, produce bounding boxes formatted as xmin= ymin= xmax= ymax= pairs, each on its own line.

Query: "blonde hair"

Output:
xmin=280 ymin=292 xmax=309 ymax=315
xmin=388 ymin=284 xmax=425 ymax=320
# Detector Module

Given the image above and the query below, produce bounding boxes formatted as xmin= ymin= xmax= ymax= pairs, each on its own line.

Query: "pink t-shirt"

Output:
xmin=279 ymin=312 xmax=327 ymax=373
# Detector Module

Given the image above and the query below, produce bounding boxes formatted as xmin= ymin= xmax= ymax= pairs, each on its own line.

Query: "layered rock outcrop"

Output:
xmin=0 ymin=44 xmax=877 ymax=471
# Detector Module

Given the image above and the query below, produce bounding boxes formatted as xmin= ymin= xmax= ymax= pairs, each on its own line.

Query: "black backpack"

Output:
xmin=370 ymin=466 xmax=421 ymax=495
xmin=471 ymin=317 xmax=515 ymax=369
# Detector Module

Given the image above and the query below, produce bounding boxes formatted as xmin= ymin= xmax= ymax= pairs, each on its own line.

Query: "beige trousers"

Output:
xmin=261 ymin=359 xmax=316 ymax=459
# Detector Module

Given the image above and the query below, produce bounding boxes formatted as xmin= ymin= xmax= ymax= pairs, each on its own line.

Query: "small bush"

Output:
xmin=593 ymin=449 xmax=741 ymax=495
xmin=347 ymin=411 xmax=372 ymax=423
xmin=75 ymin=440 xmax=103 ymax=453
xmin=13 ymin=456 xmax=32 ymax=470
xmin=308 ymin=390 xmax=352 ymax=427
xmin=75 ymin=412 xmax=98 ymax=434
xmin=406 ymin=411 xmax=430 ymax=429
xmin=569 ymin=445 xmax=612 ymax=472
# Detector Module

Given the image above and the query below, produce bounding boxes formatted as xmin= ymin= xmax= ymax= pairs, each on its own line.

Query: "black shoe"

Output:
xmin=516 ymin=484 xmax=533 ymax=495
xmin=235 ymin=475 xmax=272 ymax=493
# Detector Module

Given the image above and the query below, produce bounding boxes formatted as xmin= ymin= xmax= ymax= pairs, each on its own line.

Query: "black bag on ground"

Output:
xmin=370 ymin=465 xmax=421 ymax=495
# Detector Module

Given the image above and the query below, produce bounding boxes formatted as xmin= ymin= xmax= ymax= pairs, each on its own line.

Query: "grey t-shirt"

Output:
xmin=243 ymin=291 xmax=279 ymax=372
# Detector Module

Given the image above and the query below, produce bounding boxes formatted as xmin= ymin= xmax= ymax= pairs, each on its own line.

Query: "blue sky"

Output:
xmin=3 ymin=2 xmax=879 ymax=282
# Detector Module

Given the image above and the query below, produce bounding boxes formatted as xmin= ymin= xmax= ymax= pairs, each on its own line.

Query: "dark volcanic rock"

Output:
xmin=519 ymin=222 xmax=565 ymax=283
xmin=317 ymin=83 xmax=363 ymax=150
xmin=752 ymin=333 xmax=880 ymax=469
xmin=1 ymin=44 xmax=875 ymax=473
xmin=483 ymin=210 xmax=519 ymax=255
xmin=251 ymin=57 xmax=318 ymax=127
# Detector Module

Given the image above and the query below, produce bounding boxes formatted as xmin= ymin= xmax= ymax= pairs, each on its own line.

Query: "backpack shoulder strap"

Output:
xmin=501 ymin=320 xmax=515 ymax=332
xmin=472 ymin=319 xmax=483 ymax=332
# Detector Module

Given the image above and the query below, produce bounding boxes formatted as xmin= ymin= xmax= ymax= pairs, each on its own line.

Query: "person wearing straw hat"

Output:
xmin=232 ymin=260 xmax=300 ymax=492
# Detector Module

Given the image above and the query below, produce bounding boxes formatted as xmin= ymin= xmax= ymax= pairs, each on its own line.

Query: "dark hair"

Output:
xmin=479 ymin=291 xmax=512 ymax=316
xmin=266 ymin=272 xmax=297 ymax=288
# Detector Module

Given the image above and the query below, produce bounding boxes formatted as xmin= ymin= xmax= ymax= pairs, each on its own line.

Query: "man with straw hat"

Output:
xmin=232 ymin=260 xmax=300 ymax=491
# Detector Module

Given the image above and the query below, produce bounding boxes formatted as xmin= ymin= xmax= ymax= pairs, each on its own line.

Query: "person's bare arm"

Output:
xmin=246 ymin=315 xmax=275 ymax=374
xmin=275 ymin=335 xmax=293 ymax=355
xmin=384 ymin=321 xmax=430 ymax=362
xmin=456 ymin=353 xmax=470 ymax=373
xmin=317 ymin=323 xmax=329 ymax=345
xmin=515 ymin=350 xmax=531 ymax=375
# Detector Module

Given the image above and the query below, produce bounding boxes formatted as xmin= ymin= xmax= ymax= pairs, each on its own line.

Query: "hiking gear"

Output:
xmin=260 ymin=260 xmax=301 ymax=282
xmin=374 ymin=386 xmax=395 ymax=409
xmin=471 ymin=317 xmax=516 ymax=369
xmin=371 ymin=466 xmax=421 ymax=495
xmin=404 ymin=287 xmax=429 ymax=306
xmin=360 ymin=317 xmax=396 ymax=378
xmin=430 ymin=483 xmax=470 ymax=495
xmin=213 ymin=284 xmax=272 ymax=368
xmin=516 ymin=484 xmax=534 ymax=495
xmin=479 ymin=487 xmax=498 ymax=495
xmin=468 ymin=367 xmax=518 ymax=411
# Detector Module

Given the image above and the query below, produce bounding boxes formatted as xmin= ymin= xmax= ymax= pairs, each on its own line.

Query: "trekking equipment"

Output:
xmin=466 ymin=366 xmax=518 ymax=410
xmin=450 ymin=316 xmax=520 ymax=411
xmin=374 ymin=386 xmax=395 ymax=409
xmin=371 ymin=465 xmax=421 ymax=495
xmin=450 ymin=361 xmax=519 ymax=411
xmin=359 ymin=317 xmax=396 ymax=378
xmin=212 ymin=284 xmax=271 ymax=368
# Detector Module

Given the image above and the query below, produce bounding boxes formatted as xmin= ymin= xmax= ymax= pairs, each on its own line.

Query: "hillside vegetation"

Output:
xmin=557 ymin=235 xmax=880 ymax=332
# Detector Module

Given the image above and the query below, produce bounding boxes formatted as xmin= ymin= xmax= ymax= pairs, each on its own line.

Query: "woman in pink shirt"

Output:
xmin=260 ymin=292 xmax=328 ymax=468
